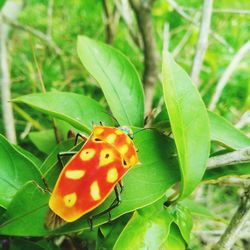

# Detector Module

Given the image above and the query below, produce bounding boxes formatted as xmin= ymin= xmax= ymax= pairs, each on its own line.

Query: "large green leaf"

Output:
xmin=209 ymin=111 xmax=250 ymax=150
xmin=77 ymin=36 xmax=144 ymax=127
xmin=0 ymin=135 xmax=43 ymax=208
xmin=165 ymin=224 xmax=186 ymax=250
xmin=0 ymin=182 xmax=49 ymax=236
xmin=13 ymin=92 xmax=114 ymax=134
xmin=162 ymin=50 xmax=210 ymax=199
xmin=0 ymin=130 xmax=180 ymax=236
xmin=29 ymin=130 xmax=57 ymax=155
xmin=168 ymin=204 xmax=193 ymax=244
xmin=113 ymin=200 xmax=174 ymax=250
xmin=9 ymin=239 xmax=45 ymax=250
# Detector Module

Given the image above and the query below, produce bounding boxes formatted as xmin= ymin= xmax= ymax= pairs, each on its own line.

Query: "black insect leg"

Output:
xmin=57 ymin=151 xmax=78 ymax=168
xmin=88 ymin=185 xmax=122 ymax=231
xmin=118 ymin=180 xmax=124 ymax=193
xmin=74 ymin=133 xmax=88 ymax=146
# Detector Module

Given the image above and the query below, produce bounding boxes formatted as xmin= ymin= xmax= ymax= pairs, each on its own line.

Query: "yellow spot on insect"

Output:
xmin=107 ymin=168 xmax=118 ymax=183
xmin=80 ymin=148 xmax=95 ymax=161
xmin=126 ymin=137 xmax=131 ymax=144
xmin=115 ymin=129 xmax=124 ymax=135
xmin=99 ymin=149 xmax=114 ymax=166
xmin=95 ymin=128 xmax=104 ymax=135
xmin=63 ymin=193 xmax=77 ymax=207
xmin=119 ymin=144 xmax=129 ymax=155
xmin=90 ymin=181 xmax=101 ymax=201
xmin=65 ymin=170 xmax=85 ymax=180
xmin=130 ymin=155 xmax=137 ymax=165
xmin=106 ymin=133 xmax=117 ymax=144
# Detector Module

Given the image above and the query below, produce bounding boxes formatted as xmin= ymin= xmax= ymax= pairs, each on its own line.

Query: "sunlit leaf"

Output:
xmin=162 ymin=49 xmax=210 ymax=199
xmin=209 ymin=111 xmax=250 ymax=150
xmin=0 ymin=135 xmax=43 ymax=208
xmin=13 ymin=92 xmax=114 ymax=134
xmin=77 ymin=36 xmax=144 ymax=127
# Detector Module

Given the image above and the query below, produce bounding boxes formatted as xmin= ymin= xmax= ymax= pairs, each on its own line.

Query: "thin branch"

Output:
xmin=129 ymin=0 xmax=159 ymax=116
xmin=172 ymin=12 xmax=200 ymax=58
xmin=2 ymin=15 xmax=62 ymax=55
xmin=115 ymin=0 xmax=143 ymax=49
xmin=0 ymin=0 xmax=23 ymax=144
xmin=47 ymin=0 xmax=53 ymax=38
xmin=102 ymin=0 xmax=115 ymax=44
xmin=209 ymin=40 xmax=250 ymax=110
xmin=235 ymin=111 xmax=250 ymax=129
xmin=212 ymin=185 xmax=250 ymax=250
xmin=207 ymin=147 xmax=250 ymax=169
xmin=191 ymin=0 xmax=213 ymax=86
xmin=166 ymin=0 xmax=232 ymax=51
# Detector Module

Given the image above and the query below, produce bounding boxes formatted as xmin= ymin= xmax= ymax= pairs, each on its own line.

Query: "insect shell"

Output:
xmin=48 ymin=125 xmax=139 ymax=223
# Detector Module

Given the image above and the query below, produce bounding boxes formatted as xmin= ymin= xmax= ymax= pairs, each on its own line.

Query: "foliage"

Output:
xmin=0 ymin=0 xmax=249 ymax=249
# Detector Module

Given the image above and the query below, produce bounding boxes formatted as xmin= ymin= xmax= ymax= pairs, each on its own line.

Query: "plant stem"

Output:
xmin=212 ymin=185 xmax=250 ymax=250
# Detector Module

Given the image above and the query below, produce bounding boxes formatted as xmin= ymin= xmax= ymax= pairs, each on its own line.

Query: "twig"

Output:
xmin=102 ymin=0 xmax=115 ymax=44
xmin=0 ymin=0 xmax=23 ymax=144
xmin=115 ymin=0 xmax=143 ymax=49
xmin=212 ymin=185 xmax=250 ymax=250
xmin=166 ymin=0 xmax=232 ymax=51
xmin=235 ymin=111 xmax=250 ymax=129
xmin=208 ymin=41 xmax=250 ymax=110
xmin=47 ymin=0 xmax=53 ymax=38
xmin=129 ymin=0 xmax=159 ymax=116
xmin=207 ymin=147 xmax=250 ymax=169
xmin=2 ymin=15 xmax=62 ymax=55
xmin=191 ymin=0 xmax=213 ymax=86
xmin=172 ymin=12 xmax=200 ymax=58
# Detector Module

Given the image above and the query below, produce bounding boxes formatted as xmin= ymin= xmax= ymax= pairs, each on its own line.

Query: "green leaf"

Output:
xmin=168 ymin=204 xmax=193 ymax=244
xmin=29 ymin=130 xmax=57 ymax=154
xmin=113 ymin=200 xmax=174 ymax=250
xmin=53 ymin=130 xmax=180 ymax=234
xmin=13 ymin=92 xmax=114 ymax=134
xmin=97 ymin=214 xmax=132 ymax=250
xmin=13 ymin=145 xmax=42 ymax=168
xmin=165 ymin=224 xmax=186 ymax=250
xmin=77 ymin=35 xmax=144 ymax=127
xmin=209 ymin=111 xmax=250 ymax=150
xmin=204 ymin=162 xmax=250 ymax=182
xmin=180 ymin=199 xmax=217 ymax=220
xmin=9 ymin=239 xmax=45 ymax=250
xmin=0 ymin=134 xmax=43 ymax=208
xmin=0 ymin=182 xmax=49 ymax=236
xmin=162 ymin=50 xmax=210 ymax=199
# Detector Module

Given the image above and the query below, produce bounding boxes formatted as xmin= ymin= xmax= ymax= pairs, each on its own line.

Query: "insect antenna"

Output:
xmin=133 ymin=127 xmax=157 ymax=136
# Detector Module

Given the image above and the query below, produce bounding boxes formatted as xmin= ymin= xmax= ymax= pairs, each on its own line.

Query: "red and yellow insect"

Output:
xmin=48 ymin=125 xmax=139 ymax=224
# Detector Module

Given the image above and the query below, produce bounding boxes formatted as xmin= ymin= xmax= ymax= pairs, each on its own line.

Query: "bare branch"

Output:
xmin=0 ymin=0 xmax=24 ymax=144
xmin=191 ymin=0 xmax=213 ymax=86
xmin=212 ymin=185 xmax=250 ymax=250
xmin=2 ymin=15 xmax=62 ymax=55
xmin=235 ymin=111 xmax=250 ymax=129
xmin=47 ymin=0 xmax=53 ymax=38
xmin=115 ymin=0 xmax=143 ymax=49
xmin=207 ymin=147 xmax=250 ymax=169
xmin=102 ymin=0 xmax=115 ymax=44
xmin=167 ymin=0 xmax=232 ymax=51
xmin=129 ymin=0 xmax=159 ymax=116
xmin=209 ymin=41 xmax=250 ymax=110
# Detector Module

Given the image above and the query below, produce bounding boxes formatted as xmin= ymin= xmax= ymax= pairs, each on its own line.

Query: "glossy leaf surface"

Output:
xmin=77 ymin=36 xmax=144 ymax=127
xmin=162 ymin=50 xmax=210 ymax=199
xmin=0 ymin=135 xmax=42 ymax=208
xmin=13 ymin=92 xmax=114 ymax=134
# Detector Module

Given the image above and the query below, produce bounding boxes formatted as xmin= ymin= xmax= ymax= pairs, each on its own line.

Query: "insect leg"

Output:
xmin=74 ymin=133 xmax=88 ymax=146
xmin=87 ymin=184 xmax=122 ymax=230
xmin=118 ymin=180 xmax=124 ymax=193
xmin=58 ymin=151 xmax=78 ymax=168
